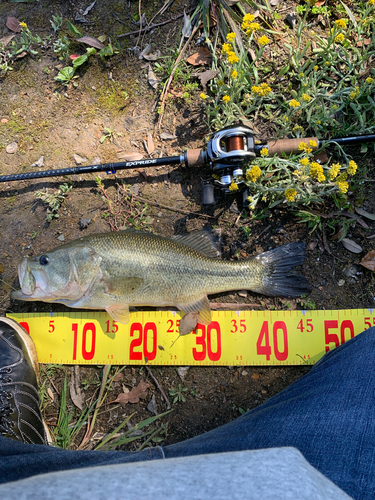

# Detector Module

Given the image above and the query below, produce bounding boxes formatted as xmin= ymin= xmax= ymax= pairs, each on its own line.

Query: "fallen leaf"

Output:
xmin=6 ymin=17 xmax=21 ymax=33
xmin=360 ymin=250 xmax=375 ymax=271
xmin=147 ymin=131 xmax=155 ymax=154
xmin=179 ymin=312 xmax=199 ymax=335
xmin=316 ymin=0 xmax=326 ymax=5
xmin=77 ymin=36 xmax=104 ymax=49
xmin=182 ymin=10 xmax=192 ymax=38
xmin=147 ymin=394 xmax=158 ymax=415
xmin=69 ymin=368 xmax=84 ymax=410
xmin=47 ymin=387 xmax=55 ymax=401
xmin=148 ymin=64 xmax=159 ymax=89
xmin=356 ymin=39 xmax=371 ymax=47
xmin=69 ymin=54 xmax=80 ymax=60
xmin=117 ymin=152 xmax=144 ymax=161
xmin=193 ymin=69 xmax=218 ymax=87
xmin=112 ymin=372 xmax=124 ymax=382
xmin=115 ymin=380 xmax=150 ymax=405
xmin=270 ymin=0 xmax=281 ymax=5
xmin=341 ymin=238 xmax=363 ymax=253
xmin=31 ymin=156 xmax=44 ymax=168
xmin=355 ymin=208 xmax=375 ymax=221
xmin=186 ymin=47 xmax=212 ymax=66
xmin=0 ymin=263 xmax=4 ymax=273
xmin=0 ymin=34 xmax=15 ymax=48
xmin=82 ymin=0 xmax=96 ymax=15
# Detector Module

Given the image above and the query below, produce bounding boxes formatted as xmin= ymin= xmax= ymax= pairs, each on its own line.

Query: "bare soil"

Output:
xmin=1 ymin=0 xmax=374 ymax=449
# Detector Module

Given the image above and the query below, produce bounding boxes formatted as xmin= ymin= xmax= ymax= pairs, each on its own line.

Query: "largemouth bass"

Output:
xmin=11 ymin=230 xmax=311 ymax=325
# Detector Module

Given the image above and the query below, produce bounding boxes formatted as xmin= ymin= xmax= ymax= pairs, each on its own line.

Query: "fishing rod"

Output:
xmin=1 ymin=125 xmax=375 ymax=206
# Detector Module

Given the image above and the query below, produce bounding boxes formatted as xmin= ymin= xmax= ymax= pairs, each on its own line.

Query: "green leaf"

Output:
xmin=278 ymin=65 xmax=290 ymax=77
xmin=72 ymin=54 xmax=88 ymax=68
xmin=55 ymin=66 xmax=74 ymax=82
xmin=65 ymin=20 xmax=83 ymax=37
xmin=99 ymin=44 xmax=114 ymax=57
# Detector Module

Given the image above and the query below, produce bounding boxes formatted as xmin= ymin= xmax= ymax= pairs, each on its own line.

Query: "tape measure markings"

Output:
xmin=7 ymin=309 xmax=375 ymax=366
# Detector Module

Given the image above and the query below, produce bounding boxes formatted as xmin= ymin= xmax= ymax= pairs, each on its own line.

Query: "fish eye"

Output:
xmin=39 ymin=255 xmax=49 ymax=266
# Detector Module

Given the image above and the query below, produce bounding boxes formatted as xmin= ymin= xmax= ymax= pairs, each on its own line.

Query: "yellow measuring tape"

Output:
xmin=7 ymin=309 xmax=375 ymax=366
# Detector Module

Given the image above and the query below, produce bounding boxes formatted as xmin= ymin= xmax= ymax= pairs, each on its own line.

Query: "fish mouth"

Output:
xmin=11 ymin=259 xmax=49 ymax=301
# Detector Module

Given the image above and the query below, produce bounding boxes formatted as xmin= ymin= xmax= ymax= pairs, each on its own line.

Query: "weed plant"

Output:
xmin=201 ymin=1 xmax=375 ymax=215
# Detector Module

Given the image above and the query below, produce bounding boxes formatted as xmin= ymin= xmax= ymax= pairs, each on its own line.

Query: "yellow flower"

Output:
xmin=302 ymin=93 xmax=311 ymax=102
xmin=19 ymin=21 xmax=27 ymax=28
xmin=246 ymin=165 xmax=261 ymax=182
xmin=317 ymin=120 xmax=321 ymax=125
xmin=217 ymin=80 xmax=223 ymax=86
xmin=348 ymin=160 xmax=358 ymax=175
xmin=337 ymin=181 xmax=349 ymax=193
xmin=228 ymin=182 xmax=239 ymax=191
xmin=285 ymin=188 xmax=297 ymax=202
xmin=231 ymin=70 xmax=238 ymax=79
xmin=242 ymin=13 xmax=255 ymax=30
xmin=335 ymin=33 xmax=345 ymax=43
xmin=329 ymin=163 xmax=341 ymax=180
xmin=366 ymin=77 xmax=374 ymax=84
xmin=332 ymin=104 xmax=338 ymax=110
xmin=246 ymin=23 xmax=260 ymax=34
xmin=200 ymin=93 xmax=207 ymax=99
xmin=310 ymin=162 xmax=325 ymax=182
xmin=299 ymin=157 xmax=309 ymax=166
xmin=314 ymin=65 xmax=319 ymax=71
xmin=260 ymin=147 xmax=268 ymax=157
xmin=222 ymin=95 xmax=231 ymax=103
xmin=298 ymin=142 xmax=313 ymax=154
xmin=227 ymin=51 xmax=239 ymax=64
xmin=369 ymin=0 xmax=375 ymax=5
xmin=222 ymin=43 xmax=232 ymax=55
xmin=325 ymin=61 xmax=330 ymax=66
xmin=226 ymin=32 xmax=236 ymax=43
xmin=299 ymin=72 xmax=305 ymax=78
xmin=251 ymin=83 xmax=272 ymax=97
xmin=350 ymin=87 xmax=360 ymax=100
xmin=309 ymin=140 xmax=317 ymax=147
xmin=335 ymin=19 xmax=347 ymax=29
xmin=258 ymin=35 xmax=270 ymax=45
xmin=289 ymin=99 xmax=301 ymax=108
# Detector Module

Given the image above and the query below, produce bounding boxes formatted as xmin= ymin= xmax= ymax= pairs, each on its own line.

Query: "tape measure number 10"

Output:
xmin=7 ymin=308 xmax=375 ymax=366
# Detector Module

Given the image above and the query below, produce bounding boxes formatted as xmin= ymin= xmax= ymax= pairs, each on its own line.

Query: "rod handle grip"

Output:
xmin=185 ymin=148 xmax=205 ymax=167
xmin=267 ymin=137 xmax=319 ymax=155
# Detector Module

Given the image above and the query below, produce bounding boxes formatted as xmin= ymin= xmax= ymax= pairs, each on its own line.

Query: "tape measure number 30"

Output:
xmin=7 ymin=308 xmax=375 ymax=366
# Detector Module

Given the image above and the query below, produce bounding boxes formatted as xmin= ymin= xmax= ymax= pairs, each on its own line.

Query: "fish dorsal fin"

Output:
xmin=106 ymin=304 xmax=130 ymax=324
xmin=173 ymin=229 xmax=221 ymax=258
xmin=178 ymin=296 xmax=212 ymax=325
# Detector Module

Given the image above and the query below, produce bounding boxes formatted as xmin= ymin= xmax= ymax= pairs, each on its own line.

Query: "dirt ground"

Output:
xmin=1 ymin=0 xmax=375 ymax=449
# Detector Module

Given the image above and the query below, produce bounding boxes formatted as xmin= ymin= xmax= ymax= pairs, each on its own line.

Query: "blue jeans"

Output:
xmin=1 ymin=327 xmax=375 ymax=500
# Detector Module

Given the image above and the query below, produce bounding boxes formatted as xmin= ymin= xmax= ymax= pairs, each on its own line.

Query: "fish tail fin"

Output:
xmin=252 ymin=242 xmax=311 ymax=298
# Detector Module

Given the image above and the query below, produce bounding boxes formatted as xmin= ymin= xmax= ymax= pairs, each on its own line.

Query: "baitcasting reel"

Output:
xmin=199 ymin=124 xmax=256 ymax=206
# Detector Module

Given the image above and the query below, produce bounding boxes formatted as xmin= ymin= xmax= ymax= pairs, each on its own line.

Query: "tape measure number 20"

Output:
xmin=7 ymin=308 xmax=375 ymax=366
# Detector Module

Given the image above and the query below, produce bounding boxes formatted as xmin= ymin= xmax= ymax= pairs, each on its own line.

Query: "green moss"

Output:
xmin=96 ymin=82 xmax=131 ymax=114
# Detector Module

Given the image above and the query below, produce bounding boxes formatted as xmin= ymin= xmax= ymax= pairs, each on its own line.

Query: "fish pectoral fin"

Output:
xmin=103 ymin=277 xmax=144 ymax=296
xmin=179 ymin=296 xmax=212 ymax=326
xmin=106 ymin=304 xmax=130 ymax=324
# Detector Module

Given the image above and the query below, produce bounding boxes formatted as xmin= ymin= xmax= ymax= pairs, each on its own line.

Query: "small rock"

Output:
xmin=284 ymin=12 xmax=297 ymax=29
xmin=57 ymin=234 xmax=65 ymax=242
xmin=177 ymin=367 xmax=190 ymax=381
xmin=242 ymin=370 xmax=248 ymax=376
xmin=129 ymin=184 xmax=141 ymax=196
xmin=238 ymin=290 xmax=248 ymax=298
xmin=74 ymin=154 xmax=88 ymax=165
xmin=31 ymin=156 xmax=44 ymax=168
xmin=1 ymin=118 xmax=8 ymax=124
xmin=342 ymin=264 xmax=359 ymax=278
xmin=6 ymin=142 xmax=18 ymax=154
xmin=251 ymin=373 xmax=260 ymax=380
xmin=338 ymin=279 xmax=345 ymax=287
xmin=79 ymin=218 xmax=92 ymax=230
xmin=229 ymin=201 xmax=240 ymax=214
